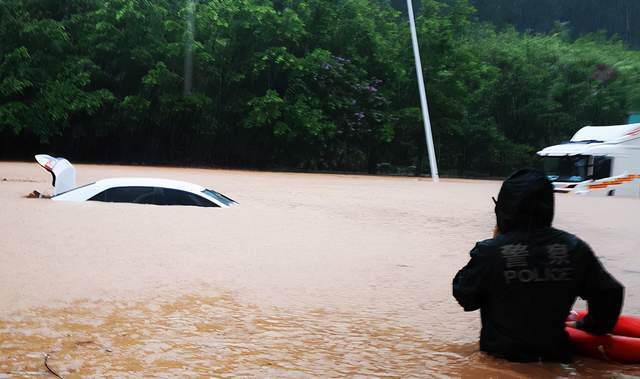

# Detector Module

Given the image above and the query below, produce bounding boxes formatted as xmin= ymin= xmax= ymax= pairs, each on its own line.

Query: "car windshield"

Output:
xmin=202 ymin=189 xmax=236 ymax=206
xmin=543 ymin=156 xmax=589 ymax=183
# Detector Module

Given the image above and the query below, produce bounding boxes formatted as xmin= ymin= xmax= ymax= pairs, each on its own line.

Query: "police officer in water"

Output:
xmin=453 ymin=169 xmax=624 ymax=362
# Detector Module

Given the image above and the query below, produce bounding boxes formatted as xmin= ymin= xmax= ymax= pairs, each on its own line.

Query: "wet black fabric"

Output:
xmin=453 ymin=169 xmax=624 ymax=362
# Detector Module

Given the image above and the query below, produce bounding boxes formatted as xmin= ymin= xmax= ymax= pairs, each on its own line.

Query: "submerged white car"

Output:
xmin=35 ymin=155 xmax=237 ymax=208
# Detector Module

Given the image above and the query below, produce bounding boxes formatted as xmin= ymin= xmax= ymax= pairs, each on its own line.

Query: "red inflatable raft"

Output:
xmin=567 ymin=310 xmax=640 ymax=363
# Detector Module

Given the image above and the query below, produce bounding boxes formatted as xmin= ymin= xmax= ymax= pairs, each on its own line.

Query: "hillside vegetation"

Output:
xmin=1 ymin=0 xmax=639 ymax=176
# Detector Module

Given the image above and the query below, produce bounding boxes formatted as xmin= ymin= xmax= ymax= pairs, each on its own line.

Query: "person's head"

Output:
xmin=494 ymin=169 xmax=554 ymax=234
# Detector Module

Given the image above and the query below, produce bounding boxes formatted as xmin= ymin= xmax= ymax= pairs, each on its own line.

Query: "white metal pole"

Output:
xmin=406 ymin=0 xmax=439 ymax=182
xmin=183 ymin=0 xmax=195 ymax=97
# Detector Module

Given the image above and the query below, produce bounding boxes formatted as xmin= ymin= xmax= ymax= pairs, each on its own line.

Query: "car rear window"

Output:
xmin=89 ymin=186 xmax=155 ymax=203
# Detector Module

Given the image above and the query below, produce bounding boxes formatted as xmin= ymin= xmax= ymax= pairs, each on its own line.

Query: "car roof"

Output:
xmin=95 ymin=177 xmax=207 ymax=193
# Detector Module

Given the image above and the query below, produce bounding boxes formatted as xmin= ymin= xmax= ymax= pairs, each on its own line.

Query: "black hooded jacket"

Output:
xmin=453 ymin=169 xmax=624 ymax=362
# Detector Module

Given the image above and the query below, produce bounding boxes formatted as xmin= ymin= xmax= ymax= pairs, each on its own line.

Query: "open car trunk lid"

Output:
xmin=35 ymin=154 xmax=76 ymax=195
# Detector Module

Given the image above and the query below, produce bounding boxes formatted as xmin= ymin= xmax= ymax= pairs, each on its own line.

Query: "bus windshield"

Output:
xmin=543 ymin=156 xmax=589 ymax=183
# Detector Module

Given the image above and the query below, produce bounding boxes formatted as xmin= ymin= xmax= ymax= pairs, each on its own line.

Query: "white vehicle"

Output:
xmin=35 ymin=155 xmax=237 ymax=207
xmin=537 ymin=123 xmax=640 ymax=197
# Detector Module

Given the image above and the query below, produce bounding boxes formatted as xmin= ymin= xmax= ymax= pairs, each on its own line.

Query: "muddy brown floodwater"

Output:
xmin=1 ymin=162 xmax=639 ymax=377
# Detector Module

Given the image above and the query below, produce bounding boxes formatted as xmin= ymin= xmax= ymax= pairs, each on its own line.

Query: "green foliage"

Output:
xmin=246 ymin=90 xmax=285 ymax=129
xmin=469 ymin=0 xmax=640 ymax=48
xmin=1 ymin=0 xmax=639 ymax=175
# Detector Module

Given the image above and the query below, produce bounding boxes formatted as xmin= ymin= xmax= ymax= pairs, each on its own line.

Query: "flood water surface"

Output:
xmin=1 ymin=162 xmax=639 ymax=377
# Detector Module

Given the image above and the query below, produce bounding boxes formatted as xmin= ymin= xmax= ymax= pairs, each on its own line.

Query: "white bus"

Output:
xmin=537 ymin=123 xmax=640 ymax=197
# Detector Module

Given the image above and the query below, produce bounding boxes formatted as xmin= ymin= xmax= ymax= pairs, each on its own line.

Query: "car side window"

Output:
xmin=89 ymin=186 xmax=156 ymax=204
xmin=158 ymin=188 xmax=218 ymax=207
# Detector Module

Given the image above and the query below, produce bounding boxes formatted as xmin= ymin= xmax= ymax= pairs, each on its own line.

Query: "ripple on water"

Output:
xmin=1 ymin=293 xmax=640 ymax=377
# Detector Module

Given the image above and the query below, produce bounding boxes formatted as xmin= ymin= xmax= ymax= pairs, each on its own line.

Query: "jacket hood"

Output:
xmin=495 ymin=169 xmax=554 ymax=233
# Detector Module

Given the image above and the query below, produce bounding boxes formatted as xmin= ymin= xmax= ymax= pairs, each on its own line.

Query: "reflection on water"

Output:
xmin=2 ymin=293 xmax=639 ymax=378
